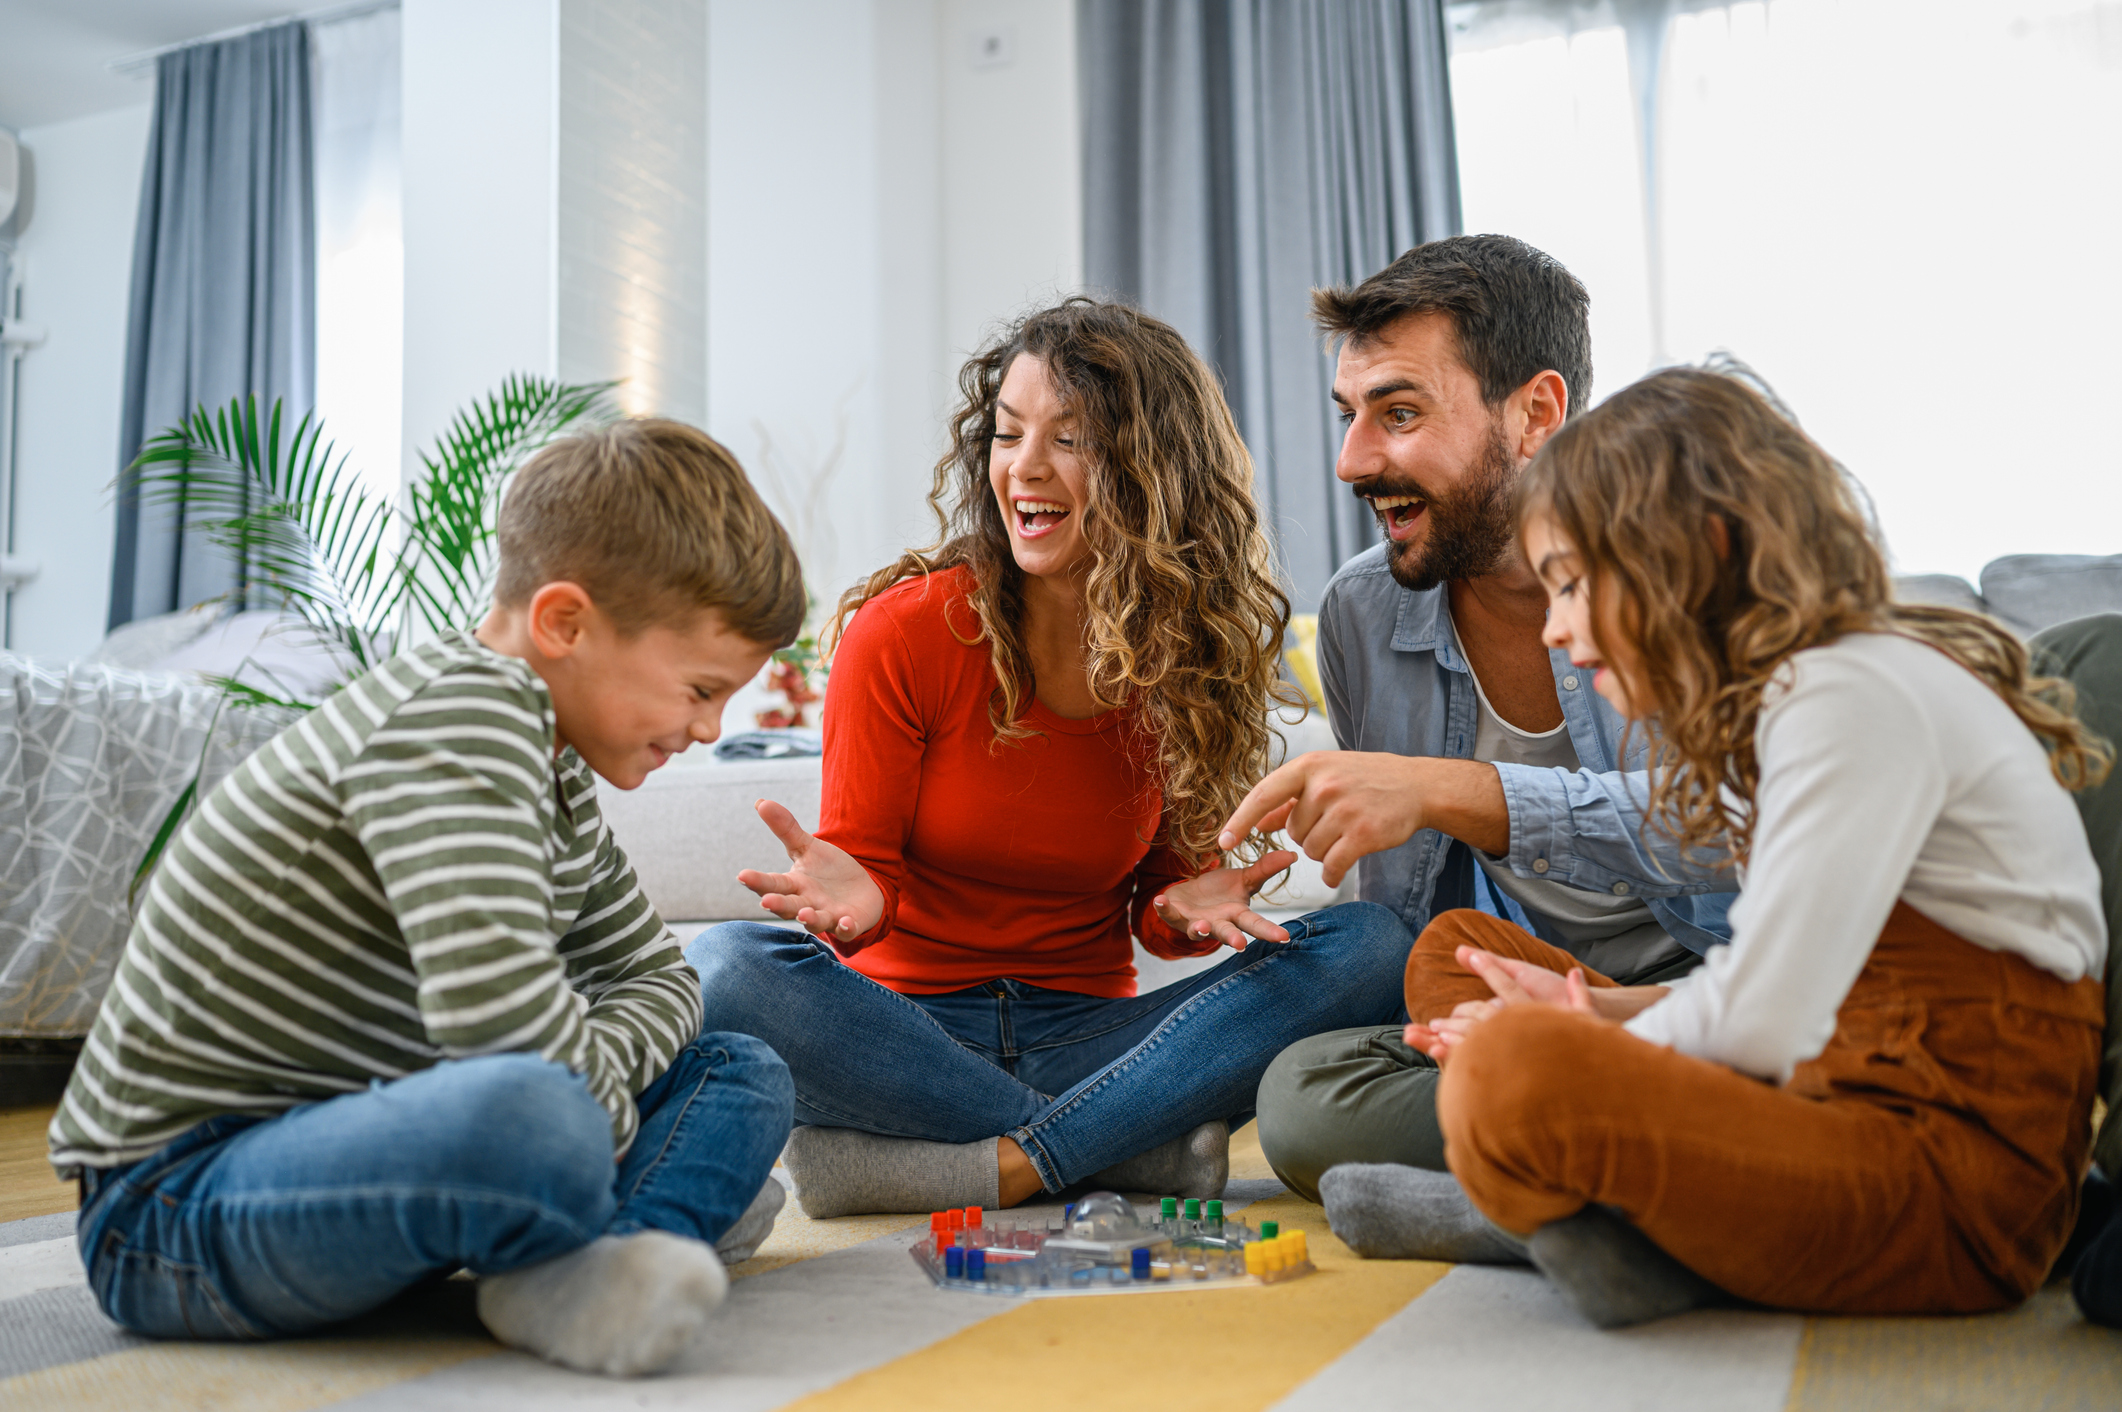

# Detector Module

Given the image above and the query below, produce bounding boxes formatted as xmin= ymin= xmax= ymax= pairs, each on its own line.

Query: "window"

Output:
xmin=1449 ymin=0 xmax=2122 ymax=581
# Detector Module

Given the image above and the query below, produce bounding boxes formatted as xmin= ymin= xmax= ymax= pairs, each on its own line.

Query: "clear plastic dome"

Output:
xmin=1068 ymin=1191 xmax=1140 ymax=1237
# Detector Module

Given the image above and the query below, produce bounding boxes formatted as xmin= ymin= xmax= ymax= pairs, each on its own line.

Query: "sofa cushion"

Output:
xmin=1893 ymin=574 xmax=1987 ymax=617
xmin=1982 ymin=555 xmax=2122 ymax=636
xmin=595 ymin=755 xmax=823 ymax=926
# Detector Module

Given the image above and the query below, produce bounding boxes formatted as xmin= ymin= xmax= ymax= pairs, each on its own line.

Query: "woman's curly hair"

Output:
xmin=1519 ymin=362 xmax=2111 ymax=865
xmin=831 ymin=297 xmax=1302 ymax=866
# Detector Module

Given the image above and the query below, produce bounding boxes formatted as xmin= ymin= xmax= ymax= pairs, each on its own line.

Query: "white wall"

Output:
xmin=557 ymin=0 xmax=708 ymax=425
xmin=937 ymin=0 xmax=1083 ymax=366
xmin=6 ymin=104 xmax=152 ymax=659
xmin=706 ymin=0 xmax=1081 ymax=613
xmin=399 ymin=0 xmax=560 ymax=474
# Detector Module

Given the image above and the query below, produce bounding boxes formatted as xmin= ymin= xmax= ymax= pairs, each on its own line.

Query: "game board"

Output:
xmin=911 ymin=1191 xmax=1316 ymax=1297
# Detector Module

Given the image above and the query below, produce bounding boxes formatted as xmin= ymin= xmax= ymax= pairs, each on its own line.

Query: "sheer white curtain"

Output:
xmin=311 ymin=4 xmax=403 ymax=508
xmin=1448 ymin=0 xmax=2122 ymax=582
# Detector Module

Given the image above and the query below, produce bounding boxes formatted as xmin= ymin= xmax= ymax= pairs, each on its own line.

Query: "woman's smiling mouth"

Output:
xmin=1014 ymin=498 xmax=1072 ymax=538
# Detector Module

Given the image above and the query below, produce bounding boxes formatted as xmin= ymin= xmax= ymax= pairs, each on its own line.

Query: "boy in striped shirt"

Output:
xmin=51 ymin=420 xmax=804 ymax=1376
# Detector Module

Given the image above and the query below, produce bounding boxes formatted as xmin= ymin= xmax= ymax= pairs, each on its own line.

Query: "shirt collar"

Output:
xmin=1391 ymin=582 xmax=1466 ymax=673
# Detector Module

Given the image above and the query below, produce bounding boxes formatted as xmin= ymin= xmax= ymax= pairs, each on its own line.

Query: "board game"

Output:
xmin=911 ymin=1191 xmax=1315 ymax=1298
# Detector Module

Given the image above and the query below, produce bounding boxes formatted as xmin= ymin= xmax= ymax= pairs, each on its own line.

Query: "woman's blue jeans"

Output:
xmin=74 ymin=1033 xmax=794 ymax=1340
xmin=685 ymin=901 xmax=1414 ymax=1192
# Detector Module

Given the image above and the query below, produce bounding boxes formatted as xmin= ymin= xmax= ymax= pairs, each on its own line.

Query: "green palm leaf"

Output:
xmin=400 ymin=375 xmax=618 ymax=636
xmin=129 ymin=396 xmax=402 ymax=675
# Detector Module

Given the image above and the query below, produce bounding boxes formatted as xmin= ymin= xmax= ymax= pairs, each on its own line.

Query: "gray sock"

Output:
xmin=1527 ymin=1204 xmax=1728 ymax=1328
xmin=1084 ymin=1120 xmax=1229 ymax=1200
xmin=781 ymin=1125 xmax=1001 ymax=1218
xmin=477 ymin=1232 xmax=727 ymax=1377
xmin=714 ymin=1177 xmax=786 ymax=1264
xmin=1318 ymin=1163 xmax=1530 ymax=1264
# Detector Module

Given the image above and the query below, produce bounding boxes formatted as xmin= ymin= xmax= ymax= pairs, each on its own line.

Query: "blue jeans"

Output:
xmin=685 ymin=901 xmax=1413 ymax=1192
xmin=75 ymin=1034 xmax=794 ymax=1340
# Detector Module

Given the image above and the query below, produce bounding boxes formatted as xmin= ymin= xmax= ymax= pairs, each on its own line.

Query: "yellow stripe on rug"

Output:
xmin=781 ymin=1191 xmax=1450 ymax=1412
xmin=1786 ymin=1286 xmax=2122 ymax=1412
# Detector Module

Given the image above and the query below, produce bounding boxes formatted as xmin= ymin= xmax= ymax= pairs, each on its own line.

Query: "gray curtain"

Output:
xmin=1081 ymin=0 xmax=1460 ymax=610
xmin=109 ymin=21 xmax=315 ymax=630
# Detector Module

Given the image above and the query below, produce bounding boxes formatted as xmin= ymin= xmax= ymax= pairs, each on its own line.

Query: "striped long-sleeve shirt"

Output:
xmin=49 ymin=631 xmax=703 ymax=1174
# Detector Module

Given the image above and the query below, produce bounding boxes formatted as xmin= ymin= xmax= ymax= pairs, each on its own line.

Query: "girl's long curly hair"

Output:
xmin=831 ymin=297 xmax=1302 ymax=865
xmin=1519 ymin=363 xmax=2111 ymax=865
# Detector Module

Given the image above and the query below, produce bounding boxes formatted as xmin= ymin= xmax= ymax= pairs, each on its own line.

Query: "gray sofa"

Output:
xmin=1895 ymin=554 xmax=2122 ymax=637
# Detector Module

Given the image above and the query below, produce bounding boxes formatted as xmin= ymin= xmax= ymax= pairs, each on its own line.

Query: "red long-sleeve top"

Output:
xmin=820 ymin=567 xmax=1213 ymax=997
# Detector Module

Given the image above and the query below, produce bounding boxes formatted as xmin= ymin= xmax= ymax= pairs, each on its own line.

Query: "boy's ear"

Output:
xmin=525 ymin=582 xmax=598 ymax=659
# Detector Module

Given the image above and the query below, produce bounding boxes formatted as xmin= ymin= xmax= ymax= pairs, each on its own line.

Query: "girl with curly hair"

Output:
xmin=688 ymin=299 xmax=1415 ymax=1216
xmin=1347 ymin=364 xmax=2110 ymax=1325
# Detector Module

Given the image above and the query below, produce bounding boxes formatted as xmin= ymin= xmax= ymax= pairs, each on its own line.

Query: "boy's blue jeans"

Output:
xmin=74 ymin=1033 xmax=793 ymax=1340
xmin=686 ymin=901 xmax=1415 ymax=1191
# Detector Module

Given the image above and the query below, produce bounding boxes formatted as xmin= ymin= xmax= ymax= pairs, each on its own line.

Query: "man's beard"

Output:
xmin=1363 ymin=422 xmax=1517 ymax=593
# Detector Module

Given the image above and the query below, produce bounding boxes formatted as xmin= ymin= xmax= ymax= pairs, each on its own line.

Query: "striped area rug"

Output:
xmin=3 ymin=1109 xmax=2119 ymax=1411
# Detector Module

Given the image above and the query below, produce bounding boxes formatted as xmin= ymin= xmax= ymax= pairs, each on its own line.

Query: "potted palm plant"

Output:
xmin=124 ymin=374 xmax=617 ymax=894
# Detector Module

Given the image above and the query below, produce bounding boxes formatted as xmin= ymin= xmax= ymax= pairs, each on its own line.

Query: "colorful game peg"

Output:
xmin=1132 ymin=1247 xmax=1151 ymax=1281
xmin=945 ymin=1245 xmax=965 ymax=1278
xmin=1260 ymin=1220 xmax=1279 ymax=1239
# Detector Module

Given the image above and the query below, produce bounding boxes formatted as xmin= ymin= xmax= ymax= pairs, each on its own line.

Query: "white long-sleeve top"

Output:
xmin=1625 ymin=632 xmax=2106 ymax=1082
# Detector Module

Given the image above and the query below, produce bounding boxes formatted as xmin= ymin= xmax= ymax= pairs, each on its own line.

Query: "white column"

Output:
xmin=400 ymin=0 xmax=561 ymax=473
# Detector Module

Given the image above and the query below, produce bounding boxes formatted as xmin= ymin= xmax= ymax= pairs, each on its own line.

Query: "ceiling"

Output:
xmin=0 ymin=0 xmax=309 ymax=131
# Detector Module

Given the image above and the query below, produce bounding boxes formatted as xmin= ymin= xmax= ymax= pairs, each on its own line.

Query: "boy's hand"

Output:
xmin=1152 ymin=851 xmax=1300 ymax=950
xmin=738 ymin=800 xmax=886 ymax=951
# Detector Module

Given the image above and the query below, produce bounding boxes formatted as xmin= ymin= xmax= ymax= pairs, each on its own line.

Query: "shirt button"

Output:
xmin=1562 ymin=675 xmax=1579 ymax=691
xmin=1612 ymin=881 xmax=1632 ymax=896
xmin=1532 ymin=858 xmax=1550 ymax=874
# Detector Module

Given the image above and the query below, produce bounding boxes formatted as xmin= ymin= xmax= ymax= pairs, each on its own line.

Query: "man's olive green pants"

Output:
xmin=1253 ymin=951 xmax=1698 ymax=1202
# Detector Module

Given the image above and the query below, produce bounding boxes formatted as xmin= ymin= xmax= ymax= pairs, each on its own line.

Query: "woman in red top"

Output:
xmin=688 ymin=300 xmax=1416 ymax=1217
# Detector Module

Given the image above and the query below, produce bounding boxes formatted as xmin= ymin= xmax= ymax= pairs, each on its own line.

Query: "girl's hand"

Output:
xmin=1403 ymin=962 xmax=1599 ymax=1062
xmin=1152 ymin=850 xmax=1300 ymax=951
xmin=737 ymin=799 xmax=886 ymax=951
xmin=1459 ymin=945 xmax=1577 ymax=1007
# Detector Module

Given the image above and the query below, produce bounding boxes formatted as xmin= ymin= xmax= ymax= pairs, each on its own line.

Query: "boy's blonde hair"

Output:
xmin=495 ymin=419 xmax=805 ymax=646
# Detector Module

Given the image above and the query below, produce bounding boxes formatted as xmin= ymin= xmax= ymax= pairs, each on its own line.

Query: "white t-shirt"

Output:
xmin=1626 ymin=632 xmax=2107 ymax=1082
xmin=1459 ymin=647 xmax=1689 ymax=982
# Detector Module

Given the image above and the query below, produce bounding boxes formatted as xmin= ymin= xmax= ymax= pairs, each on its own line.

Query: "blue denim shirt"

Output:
xmin=1317 ymin=545 xmax=1737 ymax=958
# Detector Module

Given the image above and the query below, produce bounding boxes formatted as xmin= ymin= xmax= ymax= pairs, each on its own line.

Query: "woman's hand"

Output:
xmin=737 ymin=799 xmax=886 ymax=951
xmin=1152 ymin=850 xmax=1300 ymax=951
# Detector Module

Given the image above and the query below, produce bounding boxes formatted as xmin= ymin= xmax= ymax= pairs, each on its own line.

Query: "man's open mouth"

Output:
xmin=1015 ymin=499 xmax=1072 ymax=537
xmin=1369 ymin=493 xmax=1427 ymax=541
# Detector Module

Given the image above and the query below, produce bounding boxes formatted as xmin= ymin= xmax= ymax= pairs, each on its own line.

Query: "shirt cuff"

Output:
xmin=1492 ymin=761 xmax=1577 ymax=880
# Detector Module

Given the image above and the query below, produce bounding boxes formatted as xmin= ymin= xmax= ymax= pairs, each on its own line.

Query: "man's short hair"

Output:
xmin=1311 ymin=234 xmax=1593 ymax=415
xmin=495 ymin=418 xmax=805 ymax=646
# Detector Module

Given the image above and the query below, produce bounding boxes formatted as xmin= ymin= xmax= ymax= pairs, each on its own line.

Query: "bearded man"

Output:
xmin=1241 ymin=236 xmax=1739 ymax=1235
